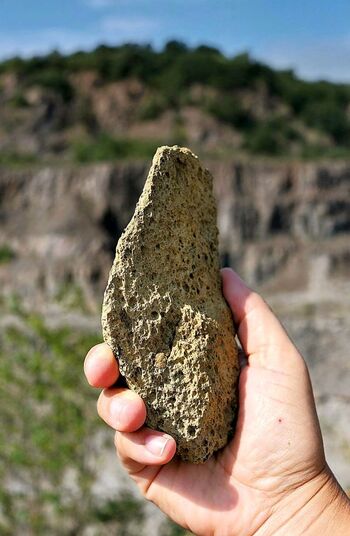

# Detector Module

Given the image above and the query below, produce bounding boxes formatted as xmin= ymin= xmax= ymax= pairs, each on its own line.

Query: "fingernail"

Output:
xmin=85 ymin=346 xmax=104 ymax=371
xmin=109 ymin=398 xmax=128 ymax=428
xmin=86 ymin=345 xmax=103 ymax=360
xmin=145 ymin=434 xmax=171 ymax=457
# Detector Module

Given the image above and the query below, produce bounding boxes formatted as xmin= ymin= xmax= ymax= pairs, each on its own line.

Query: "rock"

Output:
xmin=102 ymin=145 xmax=239 ymax=462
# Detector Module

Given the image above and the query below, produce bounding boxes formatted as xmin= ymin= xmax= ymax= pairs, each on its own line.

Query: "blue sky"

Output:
xmin=1 ymin=0 xmax=350 ymax=81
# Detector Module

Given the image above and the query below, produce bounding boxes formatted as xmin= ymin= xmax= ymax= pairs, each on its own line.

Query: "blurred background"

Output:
xmin=0 ymin=1 xmax=349 ymax=534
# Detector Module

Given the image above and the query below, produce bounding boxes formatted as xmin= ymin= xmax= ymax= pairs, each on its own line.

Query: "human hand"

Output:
xmin=84 ymin=268 xmax=350 ymax=535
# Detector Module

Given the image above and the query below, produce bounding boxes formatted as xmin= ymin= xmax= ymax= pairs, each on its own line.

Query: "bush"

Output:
xmin=26 ymin=69 xmax=74 ymax=102
xmin=137 ymin=94 xmax=168 ymax=120
xmin=301 ymin=100 xmax=350 ymax=144
xmin=95 ymin=44 xmax=159 ymax=84
xmin=205 ymin=95 xmax=255 ymax=130
xmin=0 ymin=245 xmax=15 ymax=263
xmin=245 ymin=118 xmax=300 ymax=155
xmin=8 ymin=92 xmax=29 ymax=108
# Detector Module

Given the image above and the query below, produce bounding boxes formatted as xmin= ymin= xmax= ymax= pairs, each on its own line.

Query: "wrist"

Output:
xmin=297 ymin=468 xmax=350 ymax=536
xmin=259 ymin=467 xmax=350 ymax=536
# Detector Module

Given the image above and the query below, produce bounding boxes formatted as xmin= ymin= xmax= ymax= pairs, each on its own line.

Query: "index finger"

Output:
xmin=84 ymin=342 xmax=119 ymax=388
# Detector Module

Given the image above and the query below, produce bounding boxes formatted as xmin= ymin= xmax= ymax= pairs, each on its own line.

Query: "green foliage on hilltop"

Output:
xmin=26 ymin=69 xmax=74 ymax=102
xmin=1 ymin=41 xmax=350 ymax=156
xmin=0 ymin=52 xmax=74 ymax=102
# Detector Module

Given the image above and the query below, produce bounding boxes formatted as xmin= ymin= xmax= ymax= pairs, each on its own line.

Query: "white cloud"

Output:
xmin=0 ymin=17 xmax=158 ymax=61
xmin=101 ymin=15 xmax=157 ymax=35
xmin=84 ymin=0 xmax=117 ymax=8
xmin=0 ymin=29 xmax=94 ymax=59
xmin=255 ymin=36 xmax=350 ymax=82
xmin=84 ymin=0 xmax=154 ymax=8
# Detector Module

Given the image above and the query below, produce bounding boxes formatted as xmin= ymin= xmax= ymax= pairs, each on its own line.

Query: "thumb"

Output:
xmin=221 ymin=268 xmax=304 ymax=373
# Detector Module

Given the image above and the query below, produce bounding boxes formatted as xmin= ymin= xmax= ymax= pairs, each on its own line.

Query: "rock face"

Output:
xmin=102 ymin=145 xmax=239 ymax=463
xmin=1 ymin=159 xmax=349 ymax=311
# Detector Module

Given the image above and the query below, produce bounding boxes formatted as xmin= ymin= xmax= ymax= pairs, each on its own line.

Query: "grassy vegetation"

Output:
xmin=1 ymin=42 xmax=350 ymax=157
xmin=0 ymin=308 xmax=100 ymax=533
xmin=0 ymin=245 xmax=15 ymax=264
xmin=0 ymin=152 xmax=38 ymax=167
xmin=54 ymin=280 xmax=88 ymax=312
xmin=300 ymin=145 xmax=350 ymax=159
xmin=0 ymin=302 xmax=188 ymax=534
xmin=72 ymin=134 xmax=162 ymax=163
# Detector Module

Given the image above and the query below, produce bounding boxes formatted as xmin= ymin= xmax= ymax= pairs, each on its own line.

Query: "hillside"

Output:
xmin=1 ymin=41 xmax=350 ymax=163
xmin=1 ymin=158 xmax=349 ymax=309
xmin=0 ymin=42 xmax=350 ymax=535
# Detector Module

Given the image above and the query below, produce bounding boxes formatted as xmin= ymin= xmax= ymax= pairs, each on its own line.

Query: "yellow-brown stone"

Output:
xmin=102 ymin=145 xmax=239 ymax=463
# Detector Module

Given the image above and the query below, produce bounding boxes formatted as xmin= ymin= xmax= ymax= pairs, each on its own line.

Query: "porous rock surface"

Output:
xmin=102 ymin=145 xmax=239 ymax=463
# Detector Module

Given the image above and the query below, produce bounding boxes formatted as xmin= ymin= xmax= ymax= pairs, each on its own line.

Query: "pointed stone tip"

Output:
xmin=154 ymin=145 xmax=199 ymax=163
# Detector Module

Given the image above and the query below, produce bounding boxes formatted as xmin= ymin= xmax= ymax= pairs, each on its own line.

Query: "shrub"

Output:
xmin=205 ymin=95 xmax=255 ymax=130
xmin=0 ymin=245 xmax=15 ymax=263
xmin=26 ymin=69 xmax=74 ymax=102
xmin=137 ymin=94 xmax=168 ymax=120
xmin=245 ymin=118 xmax=300 ymax=155
xmin=8 ymin=92 xmax=29 ymax=108
xmin=301 ymin=100 xmax=350 ymax=144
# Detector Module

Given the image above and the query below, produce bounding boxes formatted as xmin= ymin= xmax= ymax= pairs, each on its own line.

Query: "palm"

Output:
xmin=131 ymin=356 xmax=325 ymax=535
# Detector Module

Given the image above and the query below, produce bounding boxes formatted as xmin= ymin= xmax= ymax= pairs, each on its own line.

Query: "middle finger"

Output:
xmin=97 ymin=387 xmax=147 ymax=432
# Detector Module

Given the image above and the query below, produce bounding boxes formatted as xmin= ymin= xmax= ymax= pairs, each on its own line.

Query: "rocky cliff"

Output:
xmin=1 ymin=158 xmax=349 ymax=310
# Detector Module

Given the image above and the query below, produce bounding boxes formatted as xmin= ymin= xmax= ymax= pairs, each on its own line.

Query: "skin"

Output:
xmin=84 ymin=268 xmax=350 ymax=536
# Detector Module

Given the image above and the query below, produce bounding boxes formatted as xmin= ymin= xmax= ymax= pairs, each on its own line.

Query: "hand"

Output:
xmin=84 ymin=268 xmax=350 ymax=535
